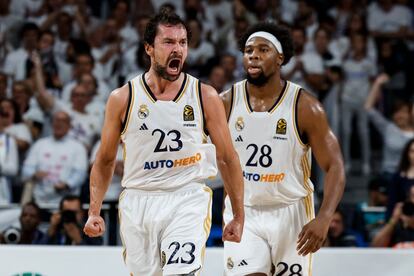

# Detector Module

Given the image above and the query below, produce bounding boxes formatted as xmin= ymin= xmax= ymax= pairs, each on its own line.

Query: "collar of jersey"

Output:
xmin=141 ymin=72 xmax=188 ymax=103
xmin=243 ymin=80 xmax=289 ymax=113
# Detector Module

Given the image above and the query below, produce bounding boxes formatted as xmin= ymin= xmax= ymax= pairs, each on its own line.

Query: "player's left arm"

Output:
xmin=201 ymin=83 xmax=244 ymax=242
xmin=296 ymin=90 xmax=345 ymax=256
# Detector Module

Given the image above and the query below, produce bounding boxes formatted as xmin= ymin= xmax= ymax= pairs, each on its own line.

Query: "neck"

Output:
xmin=146 ymin=68 xmax=182 ymax=95
xmin=247 ymin=74 xmax=284 ymax=99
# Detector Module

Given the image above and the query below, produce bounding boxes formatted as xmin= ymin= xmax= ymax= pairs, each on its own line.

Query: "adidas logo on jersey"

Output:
xmin=139 ymin=123 xmax=148 ymax=130
xmin=235 ymin=135 xmax=243 ymax=142
xmin=238 ymin=260 xmax=248 ymax=266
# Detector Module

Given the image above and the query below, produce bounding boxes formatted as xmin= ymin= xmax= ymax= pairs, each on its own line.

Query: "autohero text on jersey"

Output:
xmin=144 ymin=152 xmax=202 ymax=170
xmin=243 ymin=171 xmax=285 ymax=183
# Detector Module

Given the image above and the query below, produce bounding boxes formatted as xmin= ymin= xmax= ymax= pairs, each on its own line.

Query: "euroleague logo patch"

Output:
xmin=276 ymin=118 xmax=287 ymax=135
xmin=183 ymin=105 xmax=194 ymax=121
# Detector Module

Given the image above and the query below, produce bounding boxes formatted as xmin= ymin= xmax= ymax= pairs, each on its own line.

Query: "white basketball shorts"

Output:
xmin=224 ymin=195 xmax=315 ymax=276
xmin=118 ymin=185 xmax=212 ymax=276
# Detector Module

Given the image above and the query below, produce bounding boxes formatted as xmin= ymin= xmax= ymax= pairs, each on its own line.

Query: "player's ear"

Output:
xmin=144 ymin=42 xmax=153 ymax=57
xmin=277 ymin=53 xmax=284 ymax=66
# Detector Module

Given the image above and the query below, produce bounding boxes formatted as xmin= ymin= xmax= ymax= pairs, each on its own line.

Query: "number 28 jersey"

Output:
xmin=228 ymin=80 xmax=314 ymax=207
xmin=120 ymin=73 xmax=217 ymax=192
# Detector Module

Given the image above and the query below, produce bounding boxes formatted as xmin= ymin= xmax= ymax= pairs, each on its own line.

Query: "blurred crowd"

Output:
xmin=0 ymin=0 xmax=414 ymax=248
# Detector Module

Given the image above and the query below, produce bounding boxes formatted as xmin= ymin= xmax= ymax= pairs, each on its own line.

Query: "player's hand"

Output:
xmin=83 ymin=215 xmax=105 ymax=237
xmin=222 ymin=217 xmax=244 ymax=243
xmin=297 ymin=216 xmax=330 ymax=256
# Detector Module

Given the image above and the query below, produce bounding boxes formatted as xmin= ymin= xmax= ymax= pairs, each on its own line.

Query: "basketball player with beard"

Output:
xmin=83 ymin=11 xmax=244 ymax=276
xmin=220 ymin=22 xmax=345 ymax=276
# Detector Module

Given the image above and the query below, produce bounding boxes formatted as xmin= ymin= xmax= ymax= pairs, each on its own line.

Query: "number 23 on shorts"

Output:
xmin=161 ymin=240 xmax=199 ymax=270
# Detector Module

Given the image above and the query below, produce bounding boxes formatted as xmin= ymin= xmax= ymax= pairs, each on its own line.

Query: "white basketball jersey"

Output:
xmin=120 ymin=73 xmax=217 ymax=191
xmin=229 ymin=80 xmax=314 ymax=207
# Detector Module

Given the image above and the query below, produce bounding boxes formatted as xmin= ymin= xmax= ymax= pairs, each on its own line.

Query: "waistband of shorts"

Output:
xmin=123 ymin=182 xmax=206 ymax=196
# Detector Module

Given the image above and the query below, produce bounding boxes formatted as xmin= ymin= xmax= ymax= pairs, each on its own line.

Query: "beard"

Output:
xmin=246 ymin=71 xmax=271 ymax=87
xmin=154 ymin=58 xmax=181 ymax=82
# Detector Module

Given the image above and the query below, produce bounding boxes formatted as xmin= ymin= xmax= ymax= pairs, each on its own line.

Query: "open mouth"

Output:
xmin=247 ymin=66 xmax=262 ymax=75
xmin=168 ymin=58 xmax=181 ymax=74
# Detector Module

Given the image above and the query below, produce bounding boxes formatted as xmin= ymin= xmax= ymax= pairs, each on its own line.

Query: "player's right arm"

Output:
xmin=84 ymin=84 xmax=129 ymax=237
xmin=203 ymin=84 xmax=244 ymax=243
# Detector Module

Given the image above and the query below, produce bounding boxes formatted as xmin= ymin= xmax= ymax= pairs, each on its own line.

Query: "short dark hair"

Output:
xmin=238 ymin=22 xmax=294 ymax=66
xmin=144 ymin=10 xmax=191 ymax=46
xmin=20 ymin=22 xmax=39 ymax=39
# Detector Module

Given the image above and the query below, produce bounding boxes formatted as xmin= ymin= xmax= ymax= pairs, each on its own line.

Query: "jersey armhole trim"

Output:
xmin=293 ymin=88 xmax=309 ymax=147
xmin=120 ymin=81 xmax=134 ymax=135
xmin=227 ymin=85 xmax=235 ymax=122
xmin=197 ymin=80 xmax=209 ymax=137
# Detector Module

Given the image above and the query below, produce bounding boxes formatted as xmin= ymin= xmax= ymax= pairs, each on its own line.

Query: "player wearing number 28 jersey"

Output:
xmin=221 ymin=22 xmax=345 ymax=276
xmin=83 ymin=10 xmax=245 ymax=276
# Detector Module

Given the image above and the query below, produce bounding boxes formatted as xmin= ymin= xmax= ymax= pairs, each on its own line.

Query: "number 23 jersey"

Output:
xmin=228 ymin=80 xmax=314 ymax=207
xmin=120 ymin=73 xmax=217 ymax=191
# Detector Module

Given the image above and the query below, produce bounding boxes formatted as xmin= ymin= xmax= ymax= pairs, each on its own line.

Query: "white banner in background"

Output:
xmin=0 ymin=246 xmax=414 ymax=276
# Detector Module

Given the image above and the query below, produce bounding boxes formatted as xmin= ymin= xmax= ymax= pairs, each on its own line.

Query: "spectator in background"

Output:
xmin=367 ymin=0 xmax=413 ymax=40
xmin=12 ymin=80 xmax=33 ymax=118
xmin=0 ymin=97 xmax=32 ymax=153
xmin=17 ymin=202 xmax=47 ymax=244
xmin=21 ymin=111 xmax=88 ymax=205
xmin=36 ymin=30 xmax=60 ymax=90
xmin=324 ymin=209 xmax=360 ymax=247
xmin=121 ymin=15 xmax=150 ymax=80
xmin=95 ymin=17 xmax=123 ymax=89
xmin=111 ymin=0 xmax=138 ymax=49
xmin=0 ymin=0 xmax=22 ymax=60
xmin=186 ymin=18 xmax=215 ymax=77
xmin=387 ymin=139 xmax=414 ymax=219
xmin=3 ymin=22 xmax=40 ymax=81
xmin=377 ymin=39 xmax=410 ymax=101
xmin=294 ymin=0 xmax=318 ymax=39
xmin=57 ymin=38 xmax=91 ymax=86
xmin=281 ymin=25 xmax=324 ymax=95
xmin=341 ymin=32 xmax=376 ymax=175
xmin=61 ymin=53 xmax=107 ymax=103
xmin=364 ymin=74 xmax=414 ymax=184
xmin=0 ymin=202 xmax=47 ymax=244
xmin=32 ymin=51 xmax=101 ymax=148
xmin=0 ymin=106 xmax=19 ymax=204
xmin=207 ymin=66 xmax=226 ymax=94
xmin=47 ymin=195 xmax=102 ymax=245
xmin=340 ymin=12 xmax=377 ymax=62
xmin=328 ymin=0 xmax=355 ymax=37
xmin=44 ymin=11 xmax=73 ymax=62
xmin=219 ymin=53 xmax=239 ymax=90
xmin=354 ymin=177 xmax=388 ymax=243
xmin=124 ymin=41 xmax=151 ymax=82
xmin=372 ymin=198 xmax=414 ymax=248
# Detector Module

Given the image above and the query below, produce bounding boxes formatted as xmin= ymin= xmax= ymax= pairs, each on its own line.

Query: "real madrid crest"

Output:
xmin=227 ymin=257 xmax=234 ymax=270
xmin=161 ymin=251 xmax=166 ymax=267
xmin=276 ymin=118 xmax=287 ymax=135
xmin=138 ymin=104 xmax=149 ymax=119
xmin=235 ymin=117 xmax=244 ymax=131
